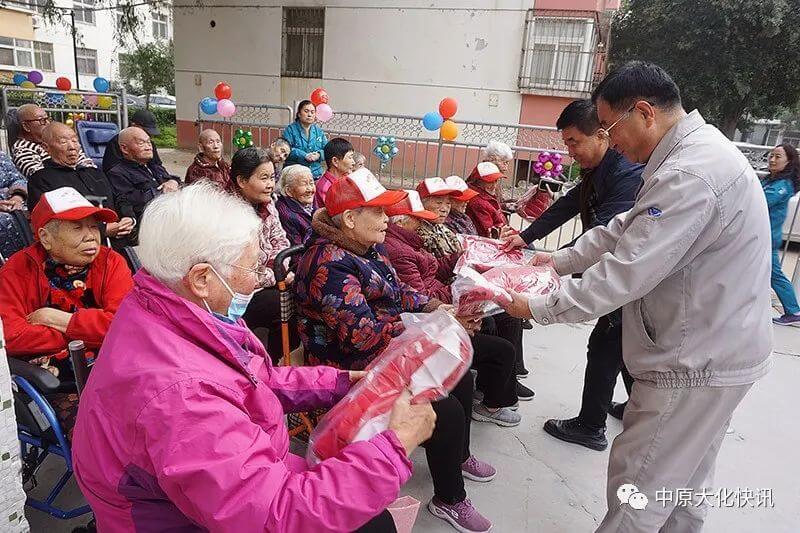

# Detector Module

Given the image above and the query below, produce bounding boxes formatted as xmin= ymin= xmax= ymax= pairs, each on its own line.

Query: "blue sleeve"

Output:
xmin=764 ymin=180 xmax=792 ymax=209
xmin=283 ymin=123 xmax=308 ymax=163
xmin=520 ymin=183 xmax=581 ymax=244
xmin=592 ymin=165 xmax=642 ymax=227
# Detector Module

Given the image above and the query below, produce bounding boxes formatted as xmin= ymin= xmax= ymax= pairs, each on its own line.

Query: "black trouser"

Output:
xmin=355 ymin=510 xmax=397 ymax=532
xmin=489 ymin=312 xmax=526 ymax=373
xmin=421 ymin=373 xmax=473 ymax=504
xmin=241 ymin=288 xmax=299 ymax=364
xmin=470 ymin=330 xmax=518 ymax=409
xmin=577 ymin=315 xmax=634 ymax=430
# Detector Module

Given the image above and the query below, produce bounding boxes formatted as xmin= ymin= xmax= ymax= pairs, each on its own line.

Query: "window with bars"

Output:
xmin=73 ymin=0 xmax=96 ymax=25
xmin=519 ymin=12 xmax=603 ymax=96
xmin=282 ymin=7 xmax=324 ymax=78
xmin=76 ymin=47 xmax=97 ymax=75
xmin=152 ymin=10 xmax=170 ymax=40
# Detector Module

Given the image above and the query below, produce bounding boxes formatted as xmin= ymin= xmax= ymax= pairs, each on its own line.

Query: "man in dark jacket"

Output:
xmin=106 ymin=127 xmax=180 ymax=244
xmin=102 ymin=109 xmax=177 ymax=183
xmin=504 ymin=99 xmax=643 ymax=451
xmin=27 ymin=122 xmax=135 ymax=242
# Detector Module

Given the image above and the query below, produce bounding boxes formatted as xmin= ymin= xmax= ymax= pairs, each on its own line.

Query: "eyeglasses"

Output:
xmin=600 ymin=105 xmax=636 ymax=137
xmin=23 ymin=116 xmax=52 ymax=126
xmin=227 ymin=263 xmax=271 ymax=285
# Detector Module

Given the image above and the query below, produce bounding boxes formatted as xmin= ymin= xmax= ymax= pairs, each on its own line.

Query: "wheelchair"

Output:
xmin=9 ymin=341 xmax=93 ymax=520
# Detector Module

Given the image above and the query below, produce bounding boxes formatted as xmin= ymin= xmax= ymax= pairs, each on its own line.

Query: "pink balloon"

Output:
xmin=84 ymin=94 xmax=98 ymax=106
xmin=534 ymin=162 xmax=544 ymax=172
xmin=316 ymin=103 xmax=333 ymax=122
xmin=555 ymin=164 xmax=563 ymax=173
xmin=217 ymin=99 xmax=236 ymax=118
xmin=544 ymin=171 xmax=552 ymax=177
xmin=553 ymin=153 xmax=563 ymax=163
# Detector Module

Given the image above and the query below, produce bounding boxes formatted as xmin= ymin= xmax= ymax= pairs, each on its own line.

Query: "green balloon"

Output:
xmin=235 ymin=129 xmax=244 ymax=136
xmin=245 ymin=131 xmax=253 ymax=139
xmin=247 ymin=140 xmax=254 ymax=147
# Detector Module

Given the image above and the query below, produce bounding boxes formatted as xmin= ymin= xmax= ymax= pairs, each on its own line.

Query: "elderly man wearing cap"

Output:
xmin=295 ymin=168 xmax=494 ymax=533
xmin=102 ymin=109 xmax=178 ymax=183
xmin=11 ymin=104 xmax=96 ymax=178
xmin=0 ymin=187 xmax=133 ymax=360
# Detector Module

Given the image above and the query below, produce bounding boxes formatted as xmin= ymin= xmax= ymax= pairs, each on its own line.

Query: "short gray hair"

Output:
xmin=137 ymin=182 xmax=262 ymax=287
xmin=482 ymin=140 xmax=513 ymax=162
xmin=279 ymin=164 xmax=313 ymax=196
xmin=330 ymin=207 xmax=364 ymax=228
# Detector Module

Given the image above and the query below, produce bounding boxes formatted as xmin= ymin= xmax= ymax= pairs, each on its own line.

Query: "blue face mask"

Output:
xmin=207 ymin=265 xmax=255 ymax=322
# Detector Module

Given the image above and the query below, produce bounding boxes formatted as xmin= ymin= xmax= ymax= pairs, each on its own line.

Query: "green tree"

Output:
xmin=119 ymin=41 xmax=175 ymax=108
xmin=610 ymin=0 xmax=800 ymax=138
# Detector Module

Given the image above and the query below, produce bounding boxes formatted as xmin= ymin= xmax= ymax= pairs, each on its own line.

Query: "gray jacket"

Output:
xmin=528 ymin=111 xmax=773 ymax=388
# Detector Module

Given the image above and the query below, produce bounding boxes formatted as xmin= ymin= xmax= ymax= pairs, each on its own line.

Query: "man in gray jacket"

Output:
xmin=503 ymin=61 xmax=773 ymax=532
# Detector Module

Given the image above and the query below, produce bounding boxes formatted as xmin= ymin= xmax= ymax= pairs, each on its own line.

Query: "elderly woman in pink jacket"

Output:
xmin=72 ymin=182 xmax=436 ymax=533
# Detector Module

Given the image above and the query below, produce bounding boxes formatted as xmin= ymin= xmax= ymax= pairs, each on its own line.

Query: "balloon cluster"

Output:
xmin=13 ymin=70 xmax=43 ymax=89
xmin=310 ymin=87 xmax=334 ymax=122
xmin=233 ymin=128 xmax=254 ymax=150
xmin=373 ymin=136 xmax=399 ymax=170
xmin=65 ymin=112 xmax=88 ymax=128
xmin=200 ymin=82 xmax=237 ymax=118
xmin=533 ymin=152 xmax=563 ymax=178
xmin=421 ymin=97 xmax=459 ymax=141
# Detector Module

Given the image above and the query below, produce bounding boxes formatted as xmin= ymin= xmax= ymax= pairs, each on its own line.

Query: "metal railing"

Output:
xmin=0 ymin=85 xmax=128 ymax=153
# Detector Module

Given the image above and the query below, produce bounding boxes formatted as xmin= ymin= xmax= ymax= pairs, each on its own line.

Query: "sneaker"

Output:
xmin=543 ymin=417 xmax=608 ymax=451
xmin=773 ymin=313 xmax=800 ymax=326
xmin=472 ymin=404 xmax=521 ymax=427
xmin=509 ymin=401 xmax=519 ymax=411
xmin=461 ymin=455 xmax=496 ymax=482
xmin=515 ymin=367 xmax=530 ymax=379
xmin=428 ymin=497 xmax=493 ymax=533
xmin=608 ymin=401 xmax=627 ymax=421
xmin=521 ymin=319 xmax=533 ymax=330
xmin=516 ymin=381 xmax=535 ymax=401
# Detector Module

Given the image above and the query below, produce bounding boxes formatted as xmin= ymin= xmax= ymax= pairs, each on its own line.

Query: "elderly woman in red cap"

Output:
xmin=465 ymin=162 xmax=514 ymax=238
xmin=444 ymin=175 xmax=479 ymax=235
xmin=416 ymin=177 xmax=463 ymax=257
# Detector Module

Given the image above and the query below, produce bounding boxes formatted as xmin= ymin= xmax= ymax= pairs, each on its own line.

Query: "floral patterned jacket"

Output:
xmin=294 ymin=209 xmax=441 ymax=370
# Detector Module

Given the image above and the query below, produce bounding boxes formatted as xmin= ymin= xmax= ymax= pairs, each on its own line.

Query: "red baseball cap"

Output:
xmin=443 ymin=175 xmax=479 ymax=202
xmin=31 ymin=186 xmax=118 ymax=237
xmin=468 ymin=162 xmax=504 ymax=183
xmin=326 ymin=168 xmax=407 ymax=217
xmin=416 ymin=177 xmax=458 ymax=198
xmin=385 ymin=190 xmax=438 ymax=220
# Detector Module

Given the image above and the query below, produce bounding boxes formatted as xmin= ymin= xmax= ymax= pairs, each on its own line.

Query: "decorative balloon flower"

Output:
xmin=198 ymin=81 xmax=237 ymax=118
xmin=310 ymin=87 xmax=334 ymax=122
xmin=233 ymin=129 xmax=254 ymax=150
xmin=373 ymin=136 xmax=399 ymax=170
xmin=533 ymin=152 xmax=563 ymax=178
xmin=421 ymin=97 xmax=459 ymax=141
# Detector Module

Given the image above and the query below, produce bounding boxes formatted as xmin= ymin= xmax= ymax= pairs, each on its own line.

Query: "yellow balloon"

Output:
xmin=65 ymin=119 xmax=74 ymax=127
xmin=544 ymin=161 xmax=553 ymax=171
xmin=440 ymin=120 xmax=459 ymax=141
xmin=65 ymin=93 xmax=83 ymax=106
xmin=97 ymin=96 xmax=113 ymax=109
xmin=20 ymin=81 xmax=36 ymax=89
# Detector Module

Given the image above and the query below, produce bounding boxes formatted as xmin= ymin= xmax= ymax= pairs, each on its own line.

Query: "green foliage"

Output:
xmin=118 ymin=41 xmax=175 ymax=107
xmin=128 ymin=107 xmax=175 ymax=126
xmin=610 ymin=0 xmax=800 ymax=138
xmin=151 ymin=125 xmax=177 ymax=149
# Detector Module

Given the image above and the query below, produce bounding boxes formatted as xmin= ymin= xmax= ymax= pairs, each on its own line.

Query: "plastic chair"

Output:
xmin=75 ymin=122 xmax=119 ymax=169
xmin=274 ymin=245 xmax=315 ymax=438
xmin=9 ymin=341 xmax=94 ymax=519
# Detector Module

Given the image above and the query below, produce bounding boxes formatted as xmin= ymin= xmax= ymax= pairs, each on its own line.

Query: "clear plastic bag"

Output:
xmin=307 ymin=310 xmax=474 ymax=465
xmin=450 ymin=266 xmax=512 ymax=317
xmin=455 ymin=234 xmax=535 ymax=273
xmin=483 ymin=264 xmax=561 ymax=297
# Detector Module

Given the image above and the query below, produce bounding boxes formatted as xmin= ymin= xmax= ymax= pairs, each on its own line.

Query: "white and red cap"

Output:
xmin=326 ymin=167 xmax=408 ymax=217
xmin=444 ymin=175 xmax=479 ymax=202
xmin=31 ymin=186 xmax=118 ymax=236
xmin=468 ymin=162 xmax=504 ymax=183
xmin=385 ymin=190 xmax=438 ymax=220
xmin=416 ymin=177 xmax=458 ymax=198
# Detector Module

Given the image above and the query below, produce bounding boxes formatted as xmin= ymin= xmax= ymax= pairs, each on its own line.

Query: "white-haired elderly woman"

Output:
xmin=481 ymin=140 xmax=515 ymax=207
xmin=72 ymin=182 xmax=436 ymax=533
xmin=275 ymin=164 xmax=316 ymax=246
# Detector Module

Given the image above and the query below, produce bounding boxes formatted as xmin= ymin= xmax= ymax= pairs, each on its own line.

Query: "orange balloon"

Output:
xmin=440 ymin=120 xmax=458 ymax=141
xmin=439 ymin=97 xmax=458 ymax=119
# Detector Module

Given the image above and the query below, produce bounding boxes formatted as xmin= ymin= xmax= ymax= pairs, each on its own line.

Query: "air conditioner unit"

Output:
xmin=32 ymin=15 xmax=42 ymax=29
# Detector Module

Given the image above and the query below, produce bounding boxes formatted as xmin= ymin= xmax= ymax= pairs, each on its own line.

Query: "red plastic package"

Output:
xmin=515 ymin=187 xmax=553 ymax=222
xmin=307 ymin=310 xmax=473 ymax=465
xmin=455 ymin=234 xmax=535 ymax=273
xmin=483 ymin=264 xmax=561 ymax=298
xmin=451 ymin=266 xmax=512 ymax=317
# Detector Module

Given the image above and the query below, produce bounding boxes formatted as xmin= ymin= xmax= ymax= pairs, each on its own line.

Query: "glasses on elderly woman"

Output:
xmin=226 ymin=249 xmax=270 ymax=284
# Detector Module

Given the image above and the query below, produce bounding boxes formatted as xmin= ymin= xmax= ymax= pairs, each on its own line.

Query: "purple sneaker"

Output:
xmin=773 ymin=313 xmax=800 ymax=326
xmin=461 ymin=455 xmax=496 ymax=482
xmin=428 ymin=497 xmax=493 ymax=533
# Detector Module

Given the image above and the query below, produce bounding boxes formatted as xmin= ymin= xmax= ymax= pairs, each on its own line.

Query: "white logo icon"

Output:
xmin=617 ymin=483 xmax=649 ymax=510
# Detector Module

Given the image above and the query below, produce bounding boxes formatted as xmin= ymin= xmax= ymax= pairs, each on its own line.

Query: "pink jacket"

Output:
xmin=72 ymin=270 xmax=412 ymax=532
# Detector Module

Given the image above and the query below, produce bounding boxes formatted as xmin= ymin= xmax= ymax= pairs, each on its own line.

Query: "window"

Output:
xmin=0 ymin=37 xmax=34 ymax=68
xmin=152 ymin=10 xmax=170 ymax=40
xmin=76 ymin=47 xmax=97 ymax=75
xmin=25 ymin=0 xmax=47 ymax=13
xmin=34 ymin=41 xmax=54 ymax=71
xmin=281 ymin=7 xmax=324 ymax=78
xmin=73 ymin=0 xmax=95 ymax=25
xmin=519 ymin=12 xmax=602 ymax=95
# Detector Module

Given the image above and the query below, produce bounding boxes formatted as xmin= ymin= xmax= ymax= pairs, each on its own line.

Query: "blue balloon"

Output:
xmin=390 ymin=147 xmax=399 ymax=156
xmin=377 ymin=136 xmax=387 ymax=144
xmin=13 ymin=73 xmax=26 ymax=86
xmin=200 ymin=97 xmax=218 ymax=115
xmin=387 ymin=137 xmax=395 ymax=144
xmin=93 ymin=77 xmax=110 ymax=93
xmin=422 ymin=112 xmax=444 ymax=131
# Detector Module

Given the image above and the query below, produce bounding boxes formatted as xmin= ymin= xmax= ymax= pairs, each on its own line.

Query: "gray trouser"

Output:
xmin=595 ymin=380 xmax=752 ymax=533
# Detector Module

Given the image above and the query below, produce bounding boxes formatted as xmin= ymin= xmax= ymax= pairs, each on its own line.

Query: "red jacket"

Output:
xmin=0 ymin=243 xmax=133 ymax=358
xmin=466 ymin=185 xmax=508 ymax=237
xmin=383 ymin=223 xmax=459 ymax=304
